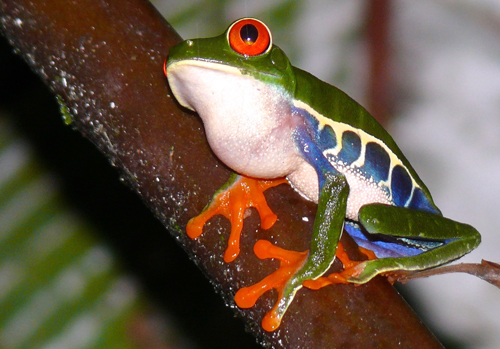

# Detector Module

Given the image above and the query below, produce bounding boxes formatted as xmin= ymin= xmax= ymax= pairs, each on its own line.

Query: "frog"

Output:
xmin=164 ymin=18 xmax=481 ymax=332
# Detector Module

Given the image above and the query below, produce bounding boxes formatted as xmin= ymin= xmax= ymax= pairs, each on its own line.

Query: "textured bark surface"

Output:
xmin=0 ymin=0 xmax=443 ymax=347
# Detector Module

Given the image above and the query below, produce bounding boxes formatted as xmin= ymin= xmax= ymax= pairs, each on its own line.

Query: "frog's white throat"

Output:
xmin=167 ymin=60 xmax=304 ymax=180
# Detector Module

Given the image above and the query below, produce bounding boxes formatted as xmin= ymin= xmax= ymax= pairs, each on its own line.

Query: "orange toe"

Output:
xmin=186 ymin=176 xmax=287 ymax=263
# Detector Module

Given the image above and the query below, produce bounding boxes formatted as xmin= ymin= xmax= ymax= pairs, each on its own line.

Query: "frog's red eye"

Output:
xmin=228 ymin=18 xmax=271 ymax=56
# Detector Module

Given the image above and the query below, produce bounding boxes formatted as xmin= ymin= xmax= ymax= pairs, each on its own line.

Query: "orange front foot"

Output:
xmin=186 ymin=175 xmax=287 ymax=262
xmin=234 ymin=240 xmax=308 ymax=332
xmin=303 ymin=243 xmax=378 ymax=290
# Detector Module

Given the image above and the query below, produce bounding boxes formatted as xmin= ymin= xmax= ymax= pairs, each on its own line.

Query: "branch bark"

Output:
xmin=0 ymin=0 xmax=443 ymax=347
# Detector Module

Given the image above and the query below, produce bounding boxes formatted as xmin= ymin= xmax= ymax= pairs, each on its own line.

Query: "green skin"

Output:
xmin=166 ymin=18 xmax=481 ymax=328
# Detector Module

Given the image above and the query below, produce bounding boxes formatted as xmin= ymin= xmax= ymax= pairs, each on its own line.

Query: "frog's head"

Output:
xmin=165 ymin=18 xmax=295 ymax=113
xmin=165 ymin=19 xmax=300 ymax=177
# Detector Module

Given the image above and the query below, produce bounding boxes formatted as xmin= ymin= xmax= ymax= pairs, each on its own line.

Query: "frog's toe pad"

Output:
xmin=186 ymin=214 xmax=210 ymax=239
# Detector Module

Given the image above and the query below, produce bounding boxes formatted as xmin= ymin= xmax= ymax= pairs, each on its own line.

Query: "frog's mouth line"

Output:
xmin=167 ymin=58 xmax=280 ymax=79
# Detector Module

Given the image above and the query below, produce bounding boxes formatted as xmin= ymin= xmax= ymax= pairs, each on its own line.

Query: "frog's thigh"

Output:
xmin=350 ymin=204 xmax=481 ymax=282
xmin=359 ymin=203 xmax=480 ymax=240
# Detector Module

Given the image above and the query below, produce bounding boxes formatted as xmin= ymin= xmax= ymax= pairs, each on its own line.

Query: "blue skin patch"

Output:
xmin=391 ymin=165 xmax=413 ymax=206
xmin=409 ymin=188 xmax=442 ymax=215
xmin=317 ymin=125 xmax=337 ymax=152
xmin=300 ymin=108 xmax=320 ymax=130
xmin=345 ymin=222 xmax=423 ymax=257
xmin=345 ymin=221 xmax=451 ymax=258
xmin=337 ymin=131 xmax=361 ymax=165
xmin=295 ymin=107 xmax=337 ymax=152
xmin=361 ymin=142 xmax=391 ymax=183
xmin=293 ymin=126 xmax=340 ymax=188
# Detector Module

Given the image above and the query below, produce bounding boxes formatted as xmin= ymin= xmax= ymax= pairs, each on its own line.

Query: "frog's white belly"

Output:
xmin=167 ymin=59 xmax=391 ymax=220
xmin=167 ymin=60 xmax=304 ymax=179
xmin=287 ymin=160 xmax=391 ymax=220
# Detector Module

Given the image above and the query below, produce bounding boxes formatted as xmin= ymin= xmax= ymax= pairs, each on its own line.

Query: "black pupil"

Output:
xmin=240 ymin=24 xmax=259 ymax=44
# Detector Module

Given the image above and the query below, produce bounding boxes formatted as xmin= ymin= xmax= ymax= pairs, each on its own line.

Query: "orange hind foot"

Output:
xmin=234 ymin=240 xmax=308 ymax=331
xmin=303 ymin=243 xmax=378 ymax=290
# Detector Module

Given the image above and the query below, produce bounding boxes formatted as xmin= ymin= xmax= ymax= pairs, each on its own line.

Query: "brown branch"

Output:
xmin=0 ymin=1 xmax=443 ymax=347
xmin=396 ymin=260 xmax=500 ymax=288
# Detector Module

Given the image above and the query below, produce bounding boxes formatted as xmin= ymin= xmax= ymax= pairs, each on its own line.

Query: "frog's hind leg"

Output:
xmin=344 ymin=204 xmax=481 ymax=284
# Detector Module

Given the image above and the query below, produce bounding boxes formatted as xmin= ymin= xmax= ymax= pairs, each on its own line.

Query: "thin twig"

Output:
xmin=395 ymin=260 xmax=500 ymax=288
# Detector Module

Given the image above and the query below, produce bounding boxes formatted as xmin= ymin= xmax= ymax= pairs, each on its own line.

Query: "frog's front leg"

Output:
xmin=235 ymin=172 xmax=349 ymax=331
xmin=187 ymin=173 xmax=287 ymax=262
xmin=308 ymin=204 xmax=481 ymax=287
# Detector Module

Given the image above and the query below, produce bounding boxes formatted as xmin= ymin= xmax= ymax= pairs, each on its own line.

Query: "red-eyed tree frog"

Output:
xmin=164 ymin=18 xmax=481 ymax=332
